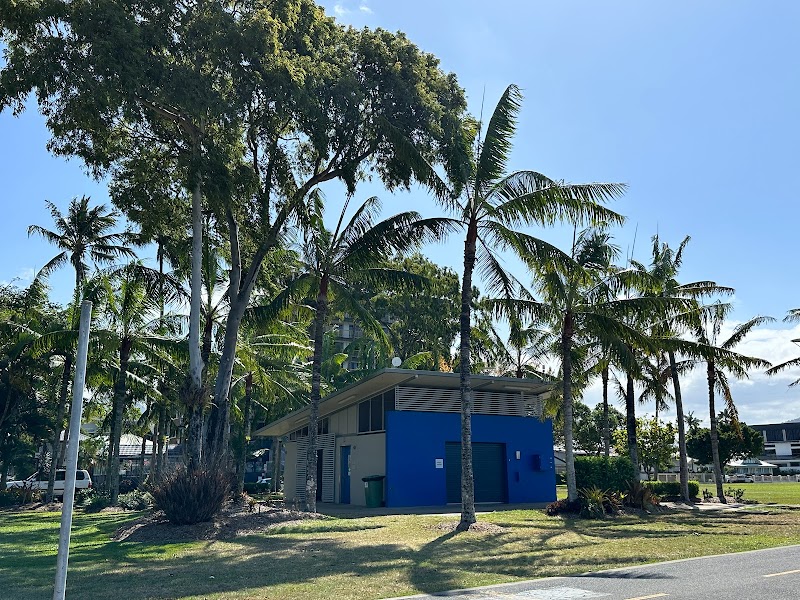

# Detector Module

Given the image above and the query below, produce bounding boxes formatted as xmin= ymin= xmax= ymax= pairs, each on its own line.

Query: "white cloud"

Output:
xmin=359 ymin=3 xmax=373 ymax=13
xmin=17 ymin=267 xmax=35 ymax=283
xmin=333 ymin=3 xmax=348 ymax=15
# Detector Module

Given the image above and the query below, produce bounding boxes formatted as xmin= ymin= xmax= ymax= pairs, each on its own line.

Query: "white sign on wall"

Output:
xmin=435 ymin=458 xmax=444 ymax=469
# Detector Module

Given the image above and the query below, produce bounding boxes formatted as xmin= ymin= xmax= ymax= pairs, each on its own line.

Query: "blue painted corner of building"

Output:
xmin=385 ymin=411 xmax=556 ymax=507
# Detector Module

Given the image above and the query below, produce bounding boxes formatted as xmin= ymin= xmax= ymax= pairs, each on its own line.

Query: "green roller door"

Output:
xmin=445 ymin=442 xmax=508 ymax=503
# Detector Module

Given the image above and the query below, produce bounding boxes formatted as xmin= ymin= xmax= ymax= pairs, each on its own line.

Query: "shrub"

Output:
xmin=118 ymin=490 xmax=153 ymax=511
xmin=118 ymin=478 xmax=139 ymax=494
xmin=545 ymin=498 xmax=581 ymax=516
xmin=725 ymin=487 xmax=745 ymax=502
xmin=574 ymin=456 xmax=634 ymax=493
xmin=555 ymin=472 xmax=566 ymax=486
xmin=150 ymin=466 xmax=230 ymax=525
xmin=83 ymin=490 xmax=111 ymax=513
xmin=624 ymin=480 xmax=659 ymax=509
xmin=243 ymin=482 xmax=271 ymax=495
xmin=642 ymin=480 xmax=701 ymax=499
xmin=0 ymin=485 xmax=41 ymax=506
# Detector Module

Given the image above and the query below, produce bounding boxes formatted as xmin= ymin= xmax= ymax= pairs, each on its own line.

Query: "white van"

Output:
xmin=6 ymin=469 xmax=92 ymax=498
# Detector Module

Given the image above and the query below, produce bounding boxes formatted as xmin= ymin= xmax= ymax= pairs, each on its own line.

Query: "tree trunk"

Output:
xmin=109 ymin=340 xmax=131 ymax=505
xmin=457 ymin=226 xmax=478 ymax=530
xmin=562 ymin=313 xmax=578 ymax=502
xmin=209 ymin=300 xmax=247 ymax=463
xmin=668 ymin=352 xmax=690 ymax=501
xmin=46 ymin=354 xmax=73 ymax=502
xmin=305 ymin=284 xmax=328 ymax=513
xmin=625 ymin=370 xmax=639 ymax=479
xmin=272 ymin=438 xmax=281 ymax=494
xmin=236 ymin=373 xmax=253 ymax=498
xmin=602 ymin=364 xmax=610 ymax=459
xmin=708 ymin=361 xmax=726 ymax=503
xmin=186 ymin=178 xmax=205 ymax=469
xmin=151 ymin=405 xmax=160 ymax=481
xmin=0 ymin=461 xmax=7 ymax=491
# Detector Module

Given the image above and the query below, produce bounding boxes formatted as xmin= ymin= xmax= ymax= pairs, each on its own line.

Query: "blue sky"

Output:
xmin=2 ymin=0 xmax=799 ymax=425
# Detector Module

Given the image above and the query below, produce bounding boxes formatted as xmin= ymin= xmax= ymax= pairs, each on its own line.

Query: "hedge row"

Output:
xmin=643 ymin=480 xmax=700 ymax=498
xmin=574 ymin=456 xmax=635 ymax=493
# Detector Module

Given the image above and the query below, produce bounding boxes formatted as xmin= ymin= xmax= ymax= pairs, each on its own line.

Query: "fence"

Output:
xmin=653 ymin=472 xmax=800 ymax=483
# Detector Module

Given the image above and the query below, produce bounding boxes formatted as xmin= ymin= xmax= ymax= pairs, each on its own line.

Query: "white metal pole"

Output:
xmin=53 ymin=300 xmax=92 ymax=600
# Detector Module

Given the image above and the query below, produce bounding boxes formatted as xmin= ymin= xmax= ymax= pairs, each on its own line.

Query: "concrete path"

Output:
xmin=385 ymin=545 xmax=800 ymax=600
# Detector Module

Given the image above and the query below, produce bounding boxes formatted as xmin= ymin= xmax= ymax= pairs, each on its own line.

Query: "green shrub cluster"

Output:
xmin=118 ymin=490 xmax=153 ymax=511
xmin=642 ymin=480 xmax=700 ymax=498
xmin=82 ymin=490 xmax=111 ymax=513
xmin=243 ymin=482 xmax=272 ymax=495
xmin=0 ymin=487 xmax=40 ymax=506
xmin=574 ymin=456 xmax=634 ymax=492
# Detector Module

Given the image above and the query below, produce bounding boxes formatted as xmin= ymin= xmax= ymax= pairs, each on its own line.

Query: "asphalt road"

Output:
xmin=390 ymin=545 xmax=800 ymax=600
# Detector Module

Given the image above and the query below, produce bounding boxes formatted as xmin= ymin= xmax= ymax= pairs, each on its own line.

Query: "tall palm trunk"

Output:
xmin=457 ymin=225 xmax=478 ymax=530
xmin=669 ymin=351 xmax=691 ymax=502
xmin=707 ymin=361 xmax=726 ymax=503
xmin=306 ymin=282 xmax=329 ymax=513
xmin=236 ymin=373 xmax=254 ymax=497
xmin=625 ymin=370 xmax=639 ymax=479
xmin=186 ymin=178 xmax=205 ymax=470
xmin=46 ymin=354 xmax=73 ymax=502
xmin=109 ymin=339 xmax=132 ymax=505
xmin=562 ymin=313 xmax=578 ymax=502
xmin=602 ymin=364 xmax=610 ymax=459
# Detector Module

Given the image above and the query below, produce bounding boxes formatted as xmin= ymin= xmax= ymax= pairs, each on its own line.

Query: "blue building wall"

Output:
xmin=385 ymin=411 xmax=556 ymax=507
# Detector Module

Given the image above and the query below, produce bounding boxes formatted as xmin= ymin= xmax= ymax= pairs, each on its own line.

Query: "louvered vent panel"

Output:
xmin=523 ymin=393 xmax=543 ymax=418
xmin=293 ymin=434 xmax=335 ymax=503
xmin=295 ymin=438 xmax=307 ymax=502
xmin=396 ymin=386 xmax=540 ymax=418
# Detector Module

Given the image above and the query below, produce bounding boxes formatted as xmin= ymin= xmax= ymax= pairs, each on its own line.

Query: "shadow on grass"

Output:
xmin=1 ymin=507 xmax=790 ymax=600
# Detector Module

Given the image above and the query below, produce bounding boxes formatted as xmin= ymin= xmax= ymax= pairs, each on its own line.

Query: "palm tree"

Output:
xmin=766 ymin=308 xmax=800 ymax=386
xmin=28 ymin=196 xmax=132 ymax=501
xmin=430 ymin=85 xmax=625 ymax=527
xmin=693 ymin=303 xmax=772 ymax=502
xmin=495 ymin=229 xmax=661 ymax=502
xmin=631 ymin=234 xmax=733 ymax=502
xmin=84 ymin=262 xmax=178 ymax=504
xmin=256 ymin=196 xmax=438 ymax=512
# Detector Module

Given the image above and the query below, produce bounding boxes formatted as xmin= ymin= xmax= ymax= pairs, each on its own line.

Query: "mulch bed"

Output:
xmin=112 ymin=503 xmax=327 ymax=543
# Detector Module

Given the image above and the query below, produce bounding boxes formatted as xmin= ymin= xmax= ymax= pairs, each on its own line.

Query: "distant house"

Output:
xmin=254 ymin=369 xmax=556 ymax=508
xmin=751 ymin=418 xmax=800 ymax=472
xmin=727 ymin=457 xmax=777 ymax=476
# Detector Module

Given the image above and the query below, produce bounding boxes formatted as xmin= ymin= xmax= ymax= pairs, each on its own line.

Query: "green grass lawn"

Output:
xmin=3 ymin=505 xmax=800 ymax=600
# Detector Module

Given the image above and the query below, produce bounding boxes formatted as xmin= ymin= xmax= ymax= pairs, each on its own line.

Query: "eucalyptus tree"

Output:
xmin=1 ymin=0 xmax=252 ymax=471
xmin=28 ymin=196 xmax=132 ymax=500
xmin=493 ymin=229 xmax=668 ymax=501
xmin=692 ymin=303 xmax=771 ymax=502
xmin=422 ymin=85 xmax=624 ymax=527
xmin=255 ymin=196 xmax=439 ymax=512
xmin=83 ymin=263 xmax=179 ymax=503
xmin=631 ymin=234 xmax=733 ymax=501
xmin=204 ymin=21 xmax=473 ymax=464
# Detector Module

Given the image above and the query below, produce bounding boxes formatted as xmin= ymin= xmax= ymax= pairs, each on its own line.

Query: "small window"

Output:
xmin=383 ymin=389 xmax=395 ymax=412
xmin=75 ymin=471 xmax=85 ymax=480
xmin=358 ymin=401 xmax=370 ymax=433
xmin=371 ymin=396 xmax=383 ymax=431
xmin=55 ymin=471 xmax=66 ymax=481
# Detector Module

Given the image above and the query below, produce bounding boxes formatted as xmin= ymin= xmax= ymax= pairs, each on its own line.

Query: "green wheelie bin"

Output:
xmin=362 ymin=475 xmax=385 ymax=507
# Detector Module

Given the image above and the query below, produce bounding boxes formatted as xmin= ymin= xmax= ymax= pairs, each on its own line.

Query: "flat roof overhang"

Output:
xmin=253 ymin=368 xmax=553 ymax=438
